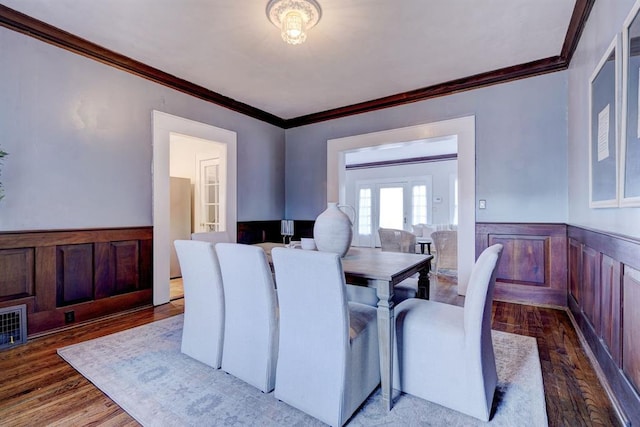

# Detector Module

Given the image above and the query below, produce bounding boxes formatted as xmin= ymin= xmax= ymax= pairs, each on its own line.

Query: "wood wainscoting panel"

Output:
xmin=491 ymin=235 xmax=546 ymax=285
xmin=0 ymin=227 xmax=153 ymax=336
xmin=581 ymin=245 xmax=601 ymax=334
xmin=568 ymin=238 xmax=581 ymax=305
xmin=111 ymin=240 xmax=140 ymax=295
xmin=95 ymin=240 xmax=140 ymax=298
xmin=567 ymin=225 xmax=640 ymax=425
xmin=56 ymin=244 xmax=94 ymax=306
xmin=0 ymin=248 xmax=34 ymax=300
xmin=600 ymin=254 xmax=622 ymax=366
xmin=623 ymin=266 xmax=640 ymax=397
xmin=476 ymin=223 xmax=567 ymax=307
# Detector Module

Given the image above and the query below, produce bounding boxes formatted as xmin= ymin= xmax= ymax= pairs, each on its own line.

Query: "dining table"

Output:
xmin=255 ymin=242 xmax=433 ymax=411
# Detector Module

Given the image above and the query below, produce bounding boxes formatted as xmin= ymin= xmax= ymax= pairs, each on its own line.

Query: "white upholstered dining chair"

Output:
xmin=215 ymin=243 xmax=279 ymax=393
xmin=173 ymin=240 xmax=225 ymax=369
xmin=271 ymin=248 xmax=380 ymax=427
xmin=392 ymin=243 xmax=503 ymax=421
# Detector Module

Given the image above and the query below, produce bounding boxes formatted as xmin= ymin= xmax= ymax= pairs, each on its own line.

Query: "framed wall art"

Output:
xmin=589 ymin=35 xmax=620 ymax=208
xmin=621 ymin=0 xmax=640 ymax=207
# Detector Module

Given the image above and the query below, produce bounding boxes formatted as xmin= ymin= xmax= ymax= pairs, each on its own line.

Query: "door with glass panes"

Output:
xmin=355 ymin=178 xmax=430 ymax=247
xmin=194 ymin=154 xmax=226 ymax=232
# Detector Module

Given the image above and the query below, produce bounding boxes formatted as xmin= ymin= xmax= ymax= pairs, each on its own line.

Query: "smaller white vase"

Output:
xmin=313 ymin=202 xmax=353 ymax=257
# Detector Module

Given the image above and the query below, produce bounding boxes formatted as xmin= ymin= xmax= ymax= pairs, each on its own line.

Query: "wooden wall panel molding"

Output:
xmin=56 ymin=243 xmax=94 ymax=306
xmin=600 ymin=254 xmax=622 ymax=366
xmin=491 ymin=235 xmax=546 ymax=285
xmin=476 ymin=223 xmax=567 ymax=307
xmin=111 ymin=241 xmax=140 ymax=295
xmin=0 ymin=227 xmax=153 ymax=335
xmin=623 ymin=267 xmax=640 ymax=398
xmin=568 ymin=225 xmax=640 ymax=425
xmin=0 ymin=248 xmax=34 ymax=300
xmin=569 ymin=239 xmax=581 ymax=304
xmin=568 ymin=226 xmax=640 ymax=271
xmin=581 ymin=245 xmax=600 ymax=334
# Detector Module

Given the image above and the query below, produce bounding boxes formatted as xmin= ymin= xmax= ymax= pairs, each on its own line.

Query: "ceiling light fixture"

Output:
xmin=266 ymin=0 xmax=322 ymax=45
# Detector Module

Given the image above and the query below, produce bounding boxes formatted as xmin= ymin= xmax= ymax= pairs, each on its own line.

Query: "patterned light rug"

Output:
xmin=58 ymin=315 xmax=547 ymax=426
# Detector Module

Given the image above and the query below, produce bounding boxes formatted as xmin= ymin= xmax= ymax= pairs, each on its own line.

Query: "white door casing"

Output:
xmin=327 ymin=116 xmax=475 ymax=294
xmin=153 ymin=111 xmax=237 ymax=306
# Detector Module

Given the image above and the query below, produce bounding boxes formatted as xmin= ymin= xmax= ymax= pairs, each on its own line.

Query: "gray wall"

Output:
xmin=0 ymin=27 xmax=285 ymax=231
xmin=285 ymin=72 xmax=569 ymax=223
xmin=568 ymin=0 xmax=640 ymax=238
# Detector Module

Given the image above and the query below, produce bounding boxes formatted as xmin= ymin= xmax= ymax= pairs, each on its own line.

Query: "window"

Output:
xmin=450 ymin=174 xmax=458 ymax=225
xmin=357 ymin=187 xmax=372 ymax=235
xmin=412 ymin=184 xmax=427 ymax=225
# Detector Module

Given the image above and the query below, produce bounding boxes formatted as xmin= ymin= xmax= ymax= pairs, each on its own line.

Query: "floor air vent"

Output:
xmin=0 ymin=304 xmax=27 ymax=350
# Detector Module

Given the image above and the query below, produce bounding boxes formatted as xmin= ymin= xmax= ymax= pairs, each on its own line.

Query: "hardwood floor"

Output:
xmin=0 ymin=277 xmax=620 ymax=426
xmin=169 ymin=277 xmax=184 ymax=301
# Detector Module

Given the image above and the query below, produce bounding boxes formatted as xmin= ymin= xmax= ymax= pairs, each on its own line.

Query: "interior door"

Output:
xmin=194 ymin=154 xmax=225 ymax=232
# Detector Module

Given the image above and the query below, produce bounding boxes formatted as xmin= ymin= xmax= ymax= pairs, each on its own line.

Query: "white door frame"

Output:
xmin=152 ymin=111 xmax=237 ymax=305
xmin=327 ymin=116 xmax=475 ymax=294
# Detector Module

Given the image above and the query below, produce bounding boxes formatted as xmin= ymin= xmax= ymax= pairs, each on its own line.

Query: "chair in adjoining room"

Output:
xmin=215 ymin=243 xmax=279 ymax=393
xmin=173 ymin=240 xmax=225 ymax=369
xmin=431 ymin=230 xmax=458 ymax=276
xmin=271 ymin=248 xmax=380 ymax=427
xmin=379 ymin=227 xmax=417 ymax=253
xmin=392 ymin=244 xmax=503 ymax=421
xmin=378 ymin=227 xmax=421 ymax=302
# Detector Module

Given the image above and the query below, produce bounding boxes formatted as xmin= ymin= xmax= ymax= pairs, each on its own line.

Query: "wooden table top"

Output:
xmin=255 ymin=242 xmax=432 ymax=285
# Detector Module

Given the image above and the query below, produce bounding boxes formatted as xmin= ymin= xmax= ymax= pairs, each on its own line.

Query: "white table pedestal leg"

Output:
xmin=373 ymin=278 xmax=394 ymax=411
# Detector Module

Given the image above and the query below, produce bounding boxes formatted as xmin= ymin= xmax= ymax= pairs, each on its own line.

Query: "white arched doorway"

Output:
xmin=152 ymin=111 xmax=237 ymax=305
xmin=327 ymin=116 xmax=475 ymax=294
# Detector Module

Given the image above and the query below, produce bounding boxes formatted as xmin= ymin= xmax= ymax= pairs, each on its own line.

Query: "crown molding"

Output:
xmin=0 ymin=1 xmax=594 ymax=129
xmin=284 ymin=56 xmax=566 ymax=128
xmin=0 ymin=5 xmax=286 ymax=128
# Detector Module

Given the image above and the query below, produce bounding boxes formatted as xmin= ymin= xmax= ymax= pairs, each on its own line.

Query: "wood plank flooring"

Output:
xmin=0 ymin=278 xmax=620 ymax=426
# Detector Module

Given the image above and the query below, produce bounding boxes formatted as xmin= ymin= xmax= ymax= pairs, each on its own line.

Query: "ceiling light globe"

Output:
xmin=267 ymin=0 xmax=321 ymax=46
xmin=282 ymin=11 xmax=306 ymax=44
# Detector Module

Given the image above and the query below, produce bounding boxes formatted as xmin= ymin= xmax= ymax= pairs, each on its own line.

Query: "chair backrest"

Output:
xmin=431 ymin=230 xmax=458 ymax=270
xmin=271 ymin=248 xmax=350 ymax=411
xmin=463 ymin=244 xmax=503 ymax=342
xmin=173 ymin=239 xmax=225 ymax=367
xmin=215 ymin=243 xmax=279 ymax=392
xmin=191 ymin=231 xmax=231 ymax=244
xmin=378 ymin=228 xmax=417 ymax=253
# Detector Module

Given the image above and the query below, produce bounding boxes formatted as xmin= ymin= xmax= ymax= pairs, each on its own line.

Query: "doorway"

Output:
xmin=353 ymin=176 xmax=433 ymax=247
xmin=327 ymin=116 xmax=475 ymax=294
xmin=153 ymin=111 xmax=237 ymax=306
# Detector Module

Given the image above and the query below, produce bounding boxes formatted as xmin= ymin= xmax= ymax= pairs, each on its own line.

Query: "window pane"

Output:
xmin=412 ymin=184 xmax=427 ymax=225
xmin=358 ymin=188 xmax=372 ymax=235
xmin=452 ymin=178 xmax=459 ymax=225
xmin=379 ymin=187 xmax=403 ymax=229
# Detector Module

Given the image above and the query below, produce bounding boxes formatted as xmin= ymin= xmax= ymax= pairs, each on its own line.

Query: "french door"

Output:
xmin=355 ymin=177 xmax=430 ymax=247
xmin=194 ymin=154 xmax=226 ymax=232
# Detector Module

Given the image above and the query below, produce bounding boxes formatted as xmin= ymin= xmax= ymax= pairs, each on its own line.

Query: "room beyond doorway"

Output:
xmin=152 ymin=111 xmax=238 ymax=306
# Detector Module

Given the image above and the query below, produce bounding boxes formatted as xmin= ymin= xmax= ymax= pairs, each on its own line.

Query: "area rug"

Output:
xmin=58 ymin=315 xmax=548 ymax=426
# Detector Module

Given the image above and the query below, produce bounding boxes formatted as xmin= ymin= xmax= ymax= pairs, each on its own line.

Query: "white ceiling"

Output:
xmin=2 ymin=0 xmax=576 ymax=120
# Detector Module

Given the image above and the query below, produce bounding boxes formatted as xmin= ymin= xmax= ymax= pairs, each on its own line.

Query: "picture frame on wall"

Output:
xmin=589 ymin=35 xmax=620 ymax=208
xmin=621 ymin=0 xmax=640 ymax=207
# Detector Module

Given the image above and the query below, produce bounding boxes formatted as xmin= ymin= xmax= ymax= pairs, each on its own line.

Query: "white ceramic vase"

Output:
xmin=313 ymin=202 xmax=353 ymax=257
